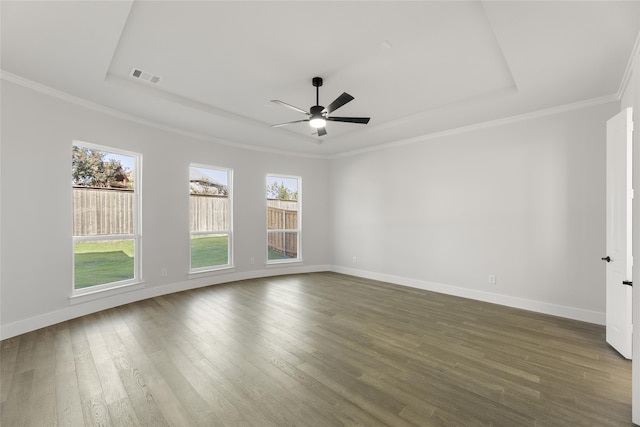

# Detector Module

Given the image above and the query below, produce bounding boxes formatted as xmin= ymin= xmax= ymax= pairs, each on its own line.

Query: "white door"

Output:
xmin=605 ymin=107 xmax=633 ymax=359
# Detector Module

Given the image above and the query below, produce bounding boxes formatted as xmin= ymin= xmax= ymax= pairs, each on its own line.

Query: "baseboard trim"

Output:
xmin=331 ymin=266 xmax=606 ymax=325
xmin=0 ymin=264 xmax=331 ymax=340
xmin=2 ymin=265 xmax=604 ymax=340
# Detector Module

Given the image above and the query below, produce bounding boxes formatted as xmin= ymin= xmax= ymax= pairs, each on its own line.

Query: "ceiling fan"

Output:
xmin=271 ymin=77 xmax=370 ymax=136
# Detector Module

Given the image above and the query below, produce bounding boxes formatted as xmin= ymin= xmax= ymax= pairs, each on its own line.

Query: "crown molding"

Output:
xmin=331 ymin=94 xmax=619 ymax=159
xmin=0 ymin=70 xmax=330 ymax=160
xmin=618 ymin=28 xmax=640 ymax=100
xmin=1 ymin=70 xmax=620 ymax=162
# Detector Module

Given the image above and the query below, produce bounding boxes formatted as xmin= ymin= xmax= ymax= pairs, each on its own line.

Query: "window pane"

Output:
xmin=190 ymin=166 xmax=229 ymax=196
xmin=72 ymin=143 xmax=139 ymax=291
xmin=72 ymin=146 xmax=134 ymax=189
xmin=72 ymin=146 xmax=134 ymax=237
xmin=266 ymin=176 xmax=298 ymax=201
xmin=74 ymin=239 xmax=135 ymax=288
xmin=267 ymin=231 xmax=298 ymax=260
xmin=191 ymin=234 xmax=229 ymax=269
xmin=190 ymin=165 xmax=231 ymax=269
xmin=266 ymin=175 xmax=300 ymax=262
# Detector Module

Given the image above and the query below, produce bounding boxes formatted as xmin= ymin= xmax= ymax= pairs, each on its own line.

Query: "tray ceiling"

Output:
xmin=2 ymin=1 xmax=639 ymax=155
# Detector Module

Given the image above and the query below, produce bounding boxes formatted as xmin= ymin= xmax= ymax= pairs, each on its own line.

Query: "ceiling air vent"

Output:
xmin=130 ymin=68 xmax=161 ymax=85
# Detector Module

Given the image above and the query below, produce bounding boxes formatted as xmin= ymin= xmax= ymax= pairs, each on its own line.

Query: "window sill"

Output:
xmin=69 ymin=281 xmax=146 ymax=305
xmin=189 ymin=266 xmax=235 ymax=278
xmin=266 ymin=259 xmax=304 ymax=268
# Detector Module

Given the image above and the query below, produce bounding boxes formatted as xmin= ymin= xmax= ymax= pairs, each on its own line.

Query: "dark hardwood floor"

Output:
xmin=0 ymin=272 xmax=632 ymax=426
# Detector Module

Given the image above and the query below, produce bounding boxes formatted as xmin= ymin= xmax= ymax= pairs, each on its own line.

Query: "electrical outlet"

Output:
xmin=250 ymin=257 xmax=255 ymax=265
xmin=488 ymin=274 xmax=496 ymax=284
xmin=352 ymin=256 xmax=358 ymax=263
xmin=161 ymin=268 xmax=168 ymax=277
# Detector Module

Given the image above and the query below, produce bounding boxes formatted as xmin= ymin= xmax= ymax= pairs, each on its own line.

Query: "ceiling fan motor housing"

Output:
xmin=310 ymin=105 xmax=325 ymax=116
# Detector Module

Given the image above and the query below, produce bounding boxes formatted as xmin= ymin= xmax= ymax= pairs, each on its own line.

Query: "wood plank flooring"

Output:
xmin=0 ymin=272 xmax=632 ymax=426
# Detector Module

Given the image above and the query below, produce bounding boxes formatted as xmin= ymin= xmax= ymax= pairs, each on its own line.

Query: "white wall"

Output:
xmin=0 ymin=80 xmax=331 ymax=338
xmin=331 ymin=101 xmax=619 ymax=323
xmin=0 ymin=75 xmax=622 ymax=338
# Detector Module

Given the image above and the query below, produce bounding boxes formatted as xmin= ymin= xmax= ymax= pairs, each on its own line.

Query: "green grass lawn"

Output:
xmin=190 ymin=234 xmax=229 ymax=269
xmin=74 ymin=240 xmax=135 ymax=288
xmin=268 ymin=248 xmax=294 ymax=260
xmin=74 ymin=235 xmax=232 ymax=288
xmin=75 ymin=235 xmax=296 ymax=289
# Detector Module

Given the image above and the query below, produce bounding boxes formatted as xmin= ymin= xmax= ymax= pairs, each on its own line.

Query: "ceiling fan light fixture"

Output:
xmin=309 ymin=115 xmax=326 ymax=128
xmin=271 ymin=77 xmax=370 ymax=136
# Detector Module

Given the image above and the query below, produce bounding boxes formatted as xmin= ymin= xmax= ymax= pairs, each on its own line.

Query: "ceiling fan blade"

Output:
xmin=271 ymin=100 xmax=309 ymax=115
xmin=323 ymin=92 xmax=354 ymax=114
xmin=317 ymin=127 xmax=327 ymax=136
xmin=271 ymin=119 xmax=309 ymax=128
xmin=327 ymin=116 xmax=370 ymax=124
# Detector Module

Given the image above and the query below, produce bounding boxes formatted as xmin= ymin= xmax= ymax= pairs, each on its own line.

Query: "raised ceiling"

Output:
xmin=2 ymin=1 xmax=639 ymax=156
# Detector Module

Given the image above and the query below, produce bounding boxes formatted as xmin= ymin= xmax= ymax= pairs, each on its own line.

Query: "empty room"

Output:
xmin=2 ymin=1 xmax=640 ymax=425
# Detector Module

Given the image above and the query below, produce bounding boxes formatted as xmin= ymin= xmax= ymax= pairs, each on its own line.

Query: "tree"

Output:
xmin=190 ymin=176 xmax=228 ymax=196
xmin=267 ymin=182 xmax=297 ymax=201
xmin=72 ymin=146 xmax=132 ymax=188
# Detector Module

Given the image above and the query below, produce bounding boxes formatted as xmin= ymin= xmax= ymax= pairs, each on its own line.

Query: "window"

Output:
xmin=190 ymin=164 xmax=232 ymax=271
xmin=266 ymin=175 xmax=301 ymax=263
xmin=72 ymin=142 xmax=141 ymax=293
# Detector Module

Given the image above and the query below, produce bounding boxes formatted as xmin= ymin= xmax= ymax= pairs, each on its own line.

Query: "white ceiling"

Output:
xmin=2 ymin=1 xmax=639 ymax=156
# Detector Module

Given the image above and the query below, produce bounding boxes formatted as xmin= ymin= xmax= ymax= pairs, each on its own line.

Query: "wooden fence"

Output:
xmin=73 ymin=189 xmax=298 ymax=256
xmin=190 ymin=194 xmax=229 ymax=232
xmin=267 ymin=207 xmax=298 ymax=229
xmin=267 ymin=230 xmax=298 ymax=258
xmin=73 ymin=187 xmax=134 ymax=236
xmin=267 ymin=199 xmax=298 ymax=257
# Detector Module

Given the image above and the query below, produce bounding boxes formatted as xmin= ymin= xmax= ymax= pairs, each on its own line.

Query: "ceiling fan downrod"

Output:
xmin=312 ymin=76 xmax=323 ymax=107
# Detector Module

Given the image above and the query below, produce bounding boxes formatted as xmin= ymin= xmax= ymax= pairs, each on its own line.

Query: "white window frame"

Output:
xmin=189 ymin=163 xmax=233 ymax=273
xmin=71 ymin=141 xmax=143 ymax=298
xmin=266 ymin=174 xmax=302 ymax=265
